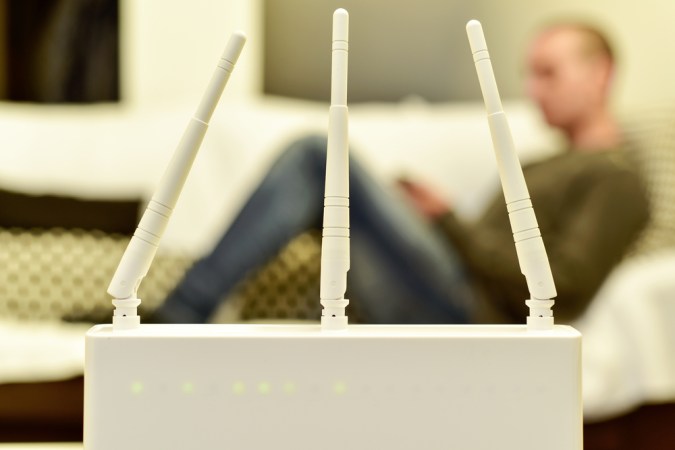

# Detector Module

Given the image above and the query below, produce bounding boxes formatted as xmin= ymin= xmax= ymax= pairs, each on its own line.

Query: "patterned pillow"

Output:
xmin=231 ymin=230 xmax=323 ymax=321
xmin=622 ymin=107 xmax=675 ymax=255
xmin=0 ymin=227 xmax=193 ymax=321
xmin=0 ymin=226 xmax=331 ymax=323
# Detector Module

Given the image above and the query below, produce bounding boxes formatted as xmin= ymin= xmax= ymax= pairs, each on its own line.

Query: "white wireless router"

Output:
xmin=84 ymin=14 xmax=581 ymax=450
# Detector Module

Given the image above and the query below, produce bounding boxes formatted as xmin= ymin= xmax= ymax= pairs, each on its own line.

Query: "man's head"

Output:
xmin=525 ymin=23 xmax=615 ymax=134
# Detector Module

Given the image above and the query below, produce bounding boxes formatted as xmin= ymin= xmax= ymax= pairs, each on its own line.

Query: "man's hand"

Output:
xmin=396 ymin=177 xmax=451 ymax=220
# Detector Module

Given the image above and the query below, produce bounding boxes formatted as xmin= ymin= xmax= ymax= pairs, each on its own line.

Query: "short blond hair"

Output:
xmin=539 ymin=21 xmax=615 ymax=65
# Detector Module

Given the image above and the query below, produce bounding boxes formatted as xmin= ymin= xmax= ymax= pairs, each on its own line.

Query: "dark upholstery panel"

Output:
xmin=0 ymin=376 xmax=83 ymax=442
xmin=0 ymin=188 xmax=140 ymax=234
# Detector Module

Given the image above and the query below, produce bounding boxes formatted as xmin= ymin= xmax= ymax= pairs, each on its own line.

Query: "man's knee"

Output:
xmin=281 ymin=134 xmax=328 ymax=164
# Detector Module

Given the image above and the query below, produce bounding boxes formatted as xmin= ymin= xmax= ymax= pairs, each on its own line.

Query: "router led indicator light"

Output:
xmin=131 ymin=381 xmax=144 ymax=395
xmin=232 ymin=381 xmax=246 ymax=395
xmin=257 ymin=382 xmax=271 ymax=395
xmin=333 ymin=381 xmax=347 ymax=395
xmin=182 ymin=382 xmax=195 ymax=395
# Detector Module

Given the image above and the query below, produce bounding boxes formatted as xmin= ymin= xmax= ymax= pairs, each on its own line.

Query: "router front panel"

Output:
xmin=84 ymin=324 xmax=581 ymax=450
xmin=83 ymin=14 xmax=582 ymax=450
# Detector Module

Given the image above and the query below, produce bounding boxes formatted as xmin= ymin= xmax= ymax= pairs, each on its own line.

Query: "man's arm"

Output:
xmin=537 ymin=170 xmax=649 ymax=320
xmin=436 ymin=167 xmax=649 ymax=322
xmin=396 ymin=178 xmax=451 ymax=220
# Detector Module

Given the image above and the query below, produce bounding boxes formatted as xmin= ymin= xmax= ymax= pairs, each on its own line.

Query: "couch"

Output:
xmin=1 ymin=98 xmax=674 ymax=447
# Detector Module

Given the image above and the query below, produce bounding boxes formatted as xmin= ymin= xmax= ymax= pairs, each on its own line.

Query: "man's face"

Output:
xmin=525 ymin=28 xmax=606 ymax=130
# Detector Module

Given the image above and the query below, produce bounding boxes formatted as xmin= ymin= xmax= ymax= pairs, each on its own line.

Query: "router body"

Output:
xmin=83 ymin=15 xmax=583 ymax=450
xmin=84 ymin=324 xmax=581 ymax=449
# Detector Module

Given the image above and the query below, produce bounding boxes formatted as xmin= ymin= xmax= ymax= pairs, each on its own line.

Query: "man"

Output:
xmin=153 ymin=23 xmax=649 ymax=324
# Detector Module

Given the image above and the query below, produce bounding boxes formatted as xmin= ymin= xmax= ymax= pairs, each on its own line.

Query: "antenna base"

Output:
xmin=526 ymin=299 xmax=555 ymax=330
xmin=112 ymin=297 xmax=141 ymax=331
xmin=320 ymin=298 xmax=349 ymax=331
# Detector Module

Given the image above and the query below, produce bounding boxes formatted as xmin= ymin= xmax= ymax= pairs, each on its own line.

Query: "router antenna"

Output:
xmin=320 ymin=8 xmax=350 ymax=331
xmin=107 ymin=32 xmax=246 ymax=330
xmin=466 ymin=20 xmax=556 ymax=330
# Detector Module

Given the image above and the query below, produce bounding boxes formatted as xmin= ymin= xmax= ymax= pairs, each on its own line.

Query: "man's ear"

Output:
xmin=594 ymin=56 xmax=615 ymax=97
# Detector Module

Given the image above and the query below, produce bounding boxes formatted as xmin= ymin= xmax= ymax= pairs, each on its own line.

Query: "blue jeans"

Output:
xmin=156 ymin=135 xmax=475 ymax=324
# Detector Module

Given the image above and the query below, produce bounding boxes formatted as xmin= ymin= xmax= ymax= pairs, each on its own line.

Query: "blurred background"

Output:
xmin=0 ymin=0 xmax=674 ymax=448
xmin=0 ymin=0 xmax=674 ymax=108
xmin=0 ymin=0 xmax=119 ymax=103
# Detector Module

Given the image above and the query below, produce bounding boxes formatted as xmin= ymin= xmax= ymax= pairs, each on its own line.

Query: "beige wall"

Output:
xmin=264 ymin=0 xmax=484 ymax=103
xmin=473 ymin=0 xmax=675 ymax=111
xmin=264 ymin=0 xmax=675 ymax=110
xmin=119 ymin=0 xmax=263 ymax=107
xmin=119 ymin=0 xmax=675 ymax=111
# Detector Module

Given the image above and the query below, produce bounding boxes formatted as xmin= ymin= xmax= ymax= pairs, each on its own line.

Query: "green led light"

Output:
xmin=232 ymin=381 xmax=246 ymax=395
xmin=282 ymin=382 xmax=296 ymax=395
xmin=333 ymin=381 xmax=347 ymax=395
xmin=182 ymin=382 xmax=195 ymax=395
xmin=257 ymin=381 xmax=271 ymax=395
xmin=131 ymin=381 xmax=144 ymax=395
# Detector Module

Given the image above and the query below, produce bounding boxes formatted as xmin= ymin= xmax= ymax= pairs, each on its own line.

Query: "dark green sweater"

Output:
xmin=438 ymin=149 xmax=649 ymax=324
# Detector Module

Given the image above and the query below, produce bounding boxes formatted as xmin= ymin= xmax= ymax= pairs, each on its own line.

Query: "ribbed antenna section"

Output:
xmin=108 ymin=32 xmax=246 ymax=330
xmin=466 ymin=20 xmax=556 ymax=329
xmin=320 ymin=9 xmax=350 ymax=331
